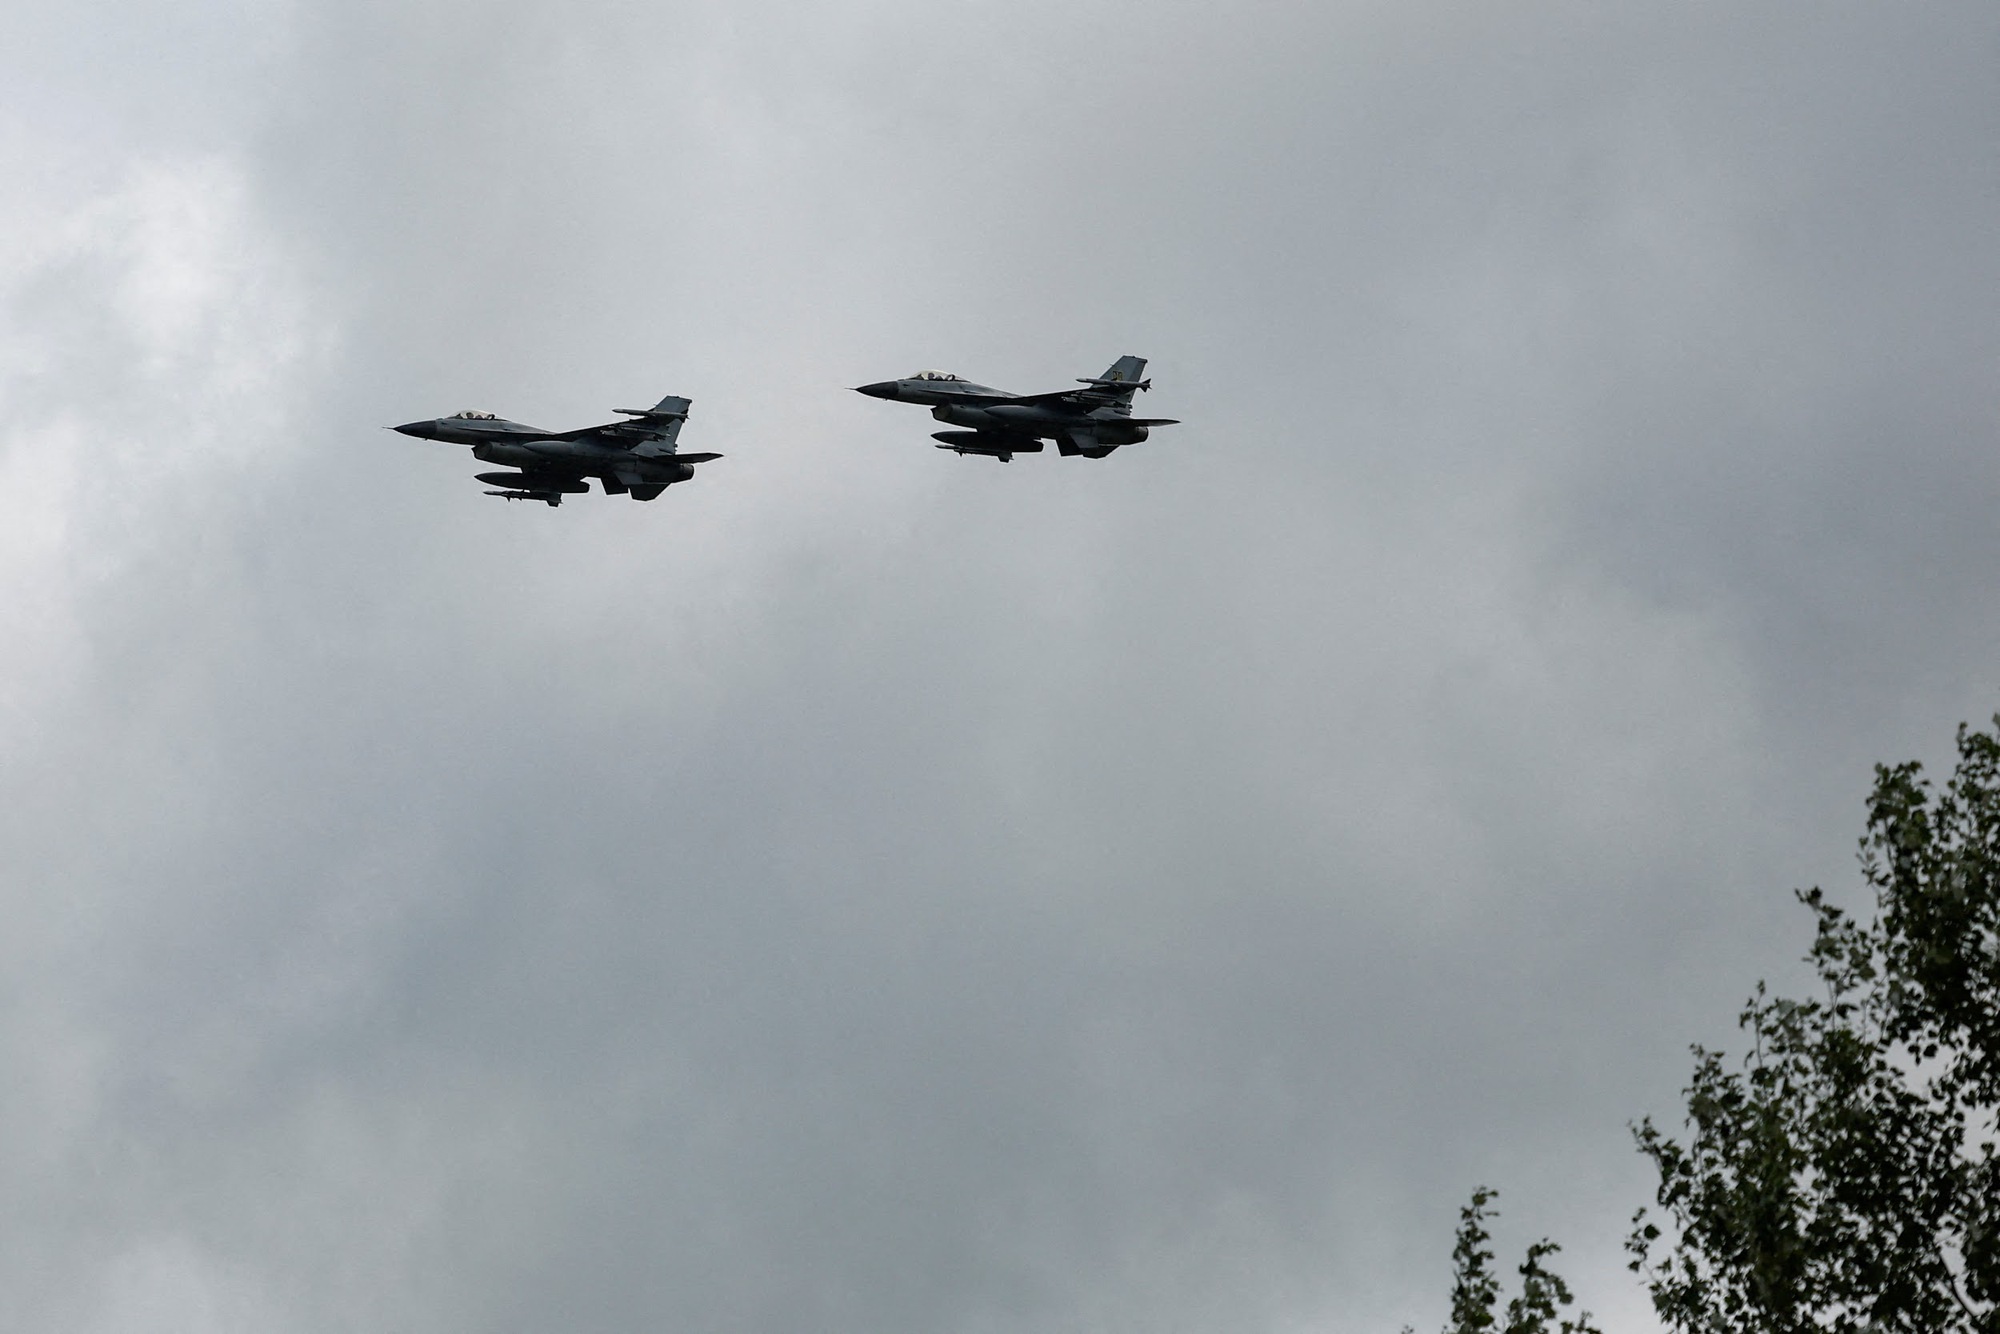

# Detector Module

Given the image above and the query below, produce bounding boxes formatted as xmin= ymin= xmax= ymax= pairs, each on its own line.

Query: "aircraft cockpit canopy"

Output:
xmin=451 ymin=410 xmax=499 ymax=420
xmin=910 ymin=370 xmax=964 ymax=382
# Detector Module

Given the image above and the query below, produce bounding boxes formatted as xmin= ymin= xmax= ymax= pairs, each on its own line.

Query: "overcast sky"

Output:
xmin=3 ymin=2 xmax=1998 ymax=1330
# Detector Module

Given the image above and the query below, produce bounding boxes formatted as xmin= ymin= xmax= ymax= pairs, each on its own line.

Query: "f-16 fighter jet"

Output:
xmin=392 ymin=392 xmax=719 ymax=506
xmin=854 ymin=355 xmax=1178 ymax=462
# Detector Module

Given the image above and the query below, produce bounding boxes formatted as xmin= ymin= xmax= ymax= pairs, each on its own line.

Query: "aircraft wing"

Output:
xmin=987 ymin=388 xmax=1105 ymax=407
xmin=987 ymin=385 xmax=1159 ymax=411
xmin=549 ymin=393 xmax=692 ymax=450
xmin=549 ymin=418 xmax=678 ymax=449
xmin=983 ymin=358 xmax=1153 ymax=409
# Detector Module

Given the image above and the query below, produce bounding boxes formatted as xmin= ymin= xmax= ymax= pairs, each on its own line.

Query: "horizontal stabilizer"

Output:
xmin=672 ymin=452 xmax=723 ymax=464
xmin=1121 ymin=418 xmax=1180 ymax=427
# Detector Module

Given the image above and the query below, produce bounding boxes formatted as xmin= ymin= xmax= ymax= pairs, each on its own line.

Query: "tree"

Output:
xmin=1408 ymin=1186 xmax=1602 ymax=1334
xmin=1628 ymin=719 xmax=2000 ymax=1333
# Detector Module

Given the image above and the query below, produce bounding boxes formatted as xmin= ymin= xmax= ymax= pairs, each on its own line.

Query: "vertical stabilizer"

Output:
xmin=1078 ymin=356 xmax=1150 ymax=416
xmin=637 ymin=394 xmax=689 ymax=450
xmin=1097 ymin=355 xmax=1147 ymax=385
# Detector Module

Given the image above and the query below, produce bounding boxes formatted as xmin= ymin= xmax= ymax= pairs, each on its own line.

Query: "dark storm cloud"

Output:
xmin=2 ymin=2 xmax=1997 ymax=1331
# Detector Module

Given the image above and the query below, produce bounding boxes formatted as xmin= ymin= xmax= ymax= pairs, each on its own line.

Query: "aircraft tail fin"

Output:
xmin=1074 ymin=356 xmax=1151 ymax=407
xmin=647 ymin=395 xmax=689 ymax=449
xmin=1096 ymin=355 xmax=1147 ymax=386
xmin=1070 ymin=355 xmax=1152 ymax=415
xmin=610 ymin=393 xmax=691 ymax=448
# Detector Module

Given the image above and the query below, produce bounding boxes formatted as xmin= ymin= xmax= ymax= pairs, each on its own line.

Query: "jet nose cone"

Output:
xmin=853 ymin=382 xmax=900 ymax=400
xmin=392 ymin=420 xmax=437 ymax=438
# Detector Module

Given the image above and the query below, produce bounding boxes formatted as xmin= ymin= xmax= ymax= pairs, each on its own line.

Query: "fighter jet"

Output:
xmin=854 ymin=355 xmax=1178 ymax=462
xmin=392 ymin=392 xmax=719 ymax=506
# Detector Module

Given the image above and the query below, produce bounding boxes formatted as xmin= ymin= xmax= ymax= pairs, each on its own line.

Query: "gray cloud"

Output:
xmin=2 ymin=2 xmax=1997 ymax=1331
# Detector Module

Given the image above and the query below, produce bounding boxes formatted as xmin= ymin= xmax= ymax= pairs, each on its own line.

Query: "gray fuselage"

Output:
xmin=854 ymin=359 xmax=1175 ymax=461
xmin=393 ymin=397 xmax=717 ymax=506
xmin=398 ymin=417 xmax=696 ymax=487
xmin=855 ymin=379 xmax=1149 ymax=443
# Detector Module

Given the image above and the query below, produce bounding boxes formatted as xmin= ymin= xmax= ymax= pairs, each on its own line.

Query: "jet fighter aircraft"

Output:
xmin=393 ymin=392 xmax=719 ymax=506
xmin=854 ymin=355 xmax=1178 ymax=462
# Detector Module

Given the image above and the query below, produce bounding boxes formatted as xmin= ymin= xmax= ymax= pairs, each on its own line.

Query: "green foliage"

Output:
xmin=1505 ymin=1241 xmax=1597 ymax=1334
xmin=1448 ymin=1187 xmax=1502 ymax=1333
xmin=1409 ymin=1187 xmax=1600 ymax=1334
xmin=1628 ymin=720 xmax=2000 ymax=1333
